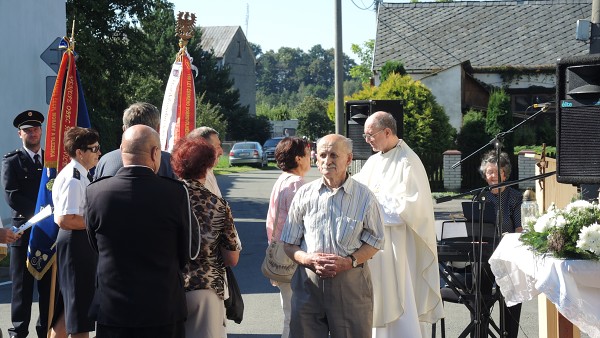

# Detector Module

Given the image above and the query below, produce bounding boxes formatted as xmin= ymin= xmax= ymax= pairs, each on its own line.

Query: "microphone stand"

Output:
xmin=450 ymin=106 xmax=549 ymax=170
xmin=437 ymin=172 xmax=556 ymax=337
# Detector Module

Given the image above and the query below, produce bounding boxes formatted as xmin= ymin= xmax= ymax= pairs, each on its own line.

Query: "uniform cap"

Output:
xmin=13 ymin=110 xmax=44 ymax=130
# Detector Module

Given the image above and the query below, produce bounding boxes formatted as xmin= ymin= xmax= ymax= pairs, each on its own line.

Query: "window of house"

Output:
xmin=511 ymin=90 xmax=554 ymax=113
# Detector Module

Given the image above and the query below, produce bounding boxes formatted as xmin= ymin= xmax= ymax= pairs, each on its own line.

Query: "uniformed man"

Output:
xmin=1 ymin=110 xmax=52 ymax=338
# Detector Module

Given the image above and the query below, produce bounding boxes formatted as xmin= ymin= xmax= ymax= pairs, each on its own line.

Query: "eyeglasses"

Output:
xmin=362 ymin=129 xmax=384 ymax=140
xmin=84 ymin=145 xmax=101 ymax=153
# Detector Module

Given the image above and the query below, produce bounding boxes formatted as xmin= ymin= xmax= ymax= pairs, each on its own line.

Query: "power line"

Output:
xmin=350 ymin=0 xmax=376 ymax=11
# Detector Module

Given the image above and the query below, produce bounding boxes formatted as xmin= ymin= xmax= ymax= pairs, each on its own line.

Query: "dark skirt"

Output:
xmin=56 ymin=228 xmax=98 ymax=334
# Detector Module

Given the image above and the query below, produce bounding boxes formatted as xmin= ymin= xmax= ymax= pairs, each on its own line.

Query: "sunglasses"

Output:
xmin=84 ymin=145 xmax=101 ymax=153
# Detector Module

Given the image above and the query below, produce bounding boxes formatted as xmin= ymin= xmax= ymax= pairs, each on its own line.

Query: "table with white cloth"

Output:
xmin=489 ymin=233 xmax=600 ymax=338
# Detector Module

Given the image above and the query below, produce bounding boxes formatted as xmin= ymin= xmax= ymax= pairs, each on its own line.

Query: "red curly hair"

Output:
xmin=170 ymin=137 xmax=216 ymax=179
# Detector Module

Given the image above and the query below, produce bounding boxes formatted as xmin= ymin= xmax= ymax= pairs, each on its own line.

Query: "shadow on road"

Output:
xmin=229 ymin=335 xmax=281 ymax=338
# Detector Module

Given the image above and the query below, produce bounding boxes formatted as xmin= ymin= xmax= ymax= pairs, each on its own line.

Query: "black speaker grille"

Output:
xmin=557 ymin=106 xmax=600 ymax=184
xmin=347 ymin=122 xmax=373 ymax=160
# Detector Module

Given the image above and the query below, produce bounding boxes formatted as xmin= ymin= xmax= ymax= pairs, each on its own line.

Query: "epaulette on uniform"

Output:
xmin=73 ymin=168 xmax=81 ymax=180
xmin=4 ymin=149 xmax=22 ymax=159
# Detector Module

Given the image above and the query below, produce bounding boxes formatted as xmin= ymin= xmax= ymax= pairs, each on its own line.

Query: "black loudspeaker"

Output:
xmin=344 ymin=100 xmax=403 ymax=160
xmin=556 ymin=54 xmax=600 ymax=184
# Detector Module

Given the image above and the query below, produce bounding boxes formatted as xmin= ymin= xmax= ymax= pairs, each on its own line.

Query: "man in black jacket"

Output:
xmin=86 ymin=125 xmax=191 ymax=338
xmin=1 ymin=110 xmax=52 ymax=338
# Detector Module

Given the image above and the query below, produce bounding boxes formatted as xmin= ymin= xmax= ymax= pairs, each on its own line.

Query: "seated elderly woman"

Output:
xmin=476 ymin=150 xmax=523 ymax=338
xmin=170 ymin=137 xmax=242 ymax=338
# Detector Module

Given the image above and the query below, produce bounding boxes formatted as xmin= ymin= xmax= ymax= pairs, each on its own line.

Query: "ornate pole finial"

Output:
xmin=176 ymin=12 xmax=196 ymax=50
xmin=59 ymin=20 xmax=76 ymax=52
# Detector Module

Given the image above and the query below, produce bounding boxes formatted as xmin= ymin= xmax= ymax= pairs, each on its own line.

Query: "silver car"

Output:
xmin=229 ymin=141 xmax=268 ymax=168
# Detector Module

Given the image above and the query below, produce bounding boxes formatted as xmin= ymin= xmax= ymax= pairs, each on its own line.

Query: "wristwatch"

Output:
xmin=349 ymin=254 xmax=358 ymax=268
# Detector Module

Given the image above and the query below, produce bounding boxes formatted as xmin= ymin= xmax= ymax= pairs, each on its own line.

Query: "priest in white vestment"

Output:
xmin=353 ymin=111 xmax=444 ymax=338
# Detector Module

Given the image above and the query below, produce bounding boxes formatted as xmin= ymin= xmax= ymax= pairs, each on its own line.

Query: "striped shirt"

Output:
xmin=281 ymin=176 xmax=385 ymax=256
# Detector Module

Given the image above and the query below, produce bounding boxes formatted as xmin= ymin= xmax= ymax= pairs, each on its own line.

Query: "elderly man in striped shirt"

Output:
xmin=282 ymin=134 xmax=385 ymax=338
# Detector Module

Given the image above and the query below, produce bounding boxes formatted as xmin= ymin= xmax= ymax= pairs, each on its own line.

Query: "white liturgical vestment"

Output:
xmin=354 ymin=140 xmax=443 ymax=337
xmin=204 ymin=169 xmax=222 ymax=197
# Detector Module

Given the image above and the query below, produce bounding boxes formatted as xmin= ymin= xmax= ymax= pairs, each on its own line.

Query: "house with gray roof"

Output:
xmin=374 ymin=0 xmax=591 ymax=130
xmin=199 ymin=26 xmax=256 ymax=115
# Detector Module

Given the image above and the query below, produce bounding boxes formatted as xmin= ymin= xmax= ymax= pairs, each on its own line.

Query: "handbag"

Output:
xmin=261 ymin=240 xmax=296 ymax=283
xmin=224 ymin=266 xmax=244 ymax=324
xmin=261 ymin=175 xmax=297 ymax=283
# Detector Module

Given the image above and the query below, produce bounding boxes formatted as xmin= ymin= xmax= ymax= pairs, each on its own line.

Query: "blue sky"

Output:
xmin=171 ymin=0 xmax=393 ymax=61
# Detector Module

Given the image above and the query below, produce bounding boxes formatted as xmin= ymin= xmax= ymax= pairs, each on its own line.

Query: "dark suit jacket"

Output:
xmin=94 ymin=149 xmax=175 ymax=180
xmin=1 ymin=148 xmax=43 ymax=246
xmin=85 ymin=166 xmax=190 ymax=327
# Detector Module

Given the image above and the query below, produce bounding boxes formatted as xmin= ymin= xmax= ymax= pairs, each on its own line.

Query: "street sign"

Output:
xmin=40 ymin=37 xmax=62 ymax=74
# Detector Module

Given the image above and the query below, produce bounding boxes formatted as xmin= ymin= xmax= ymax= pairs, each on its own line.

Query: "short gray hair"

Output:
xmin=123 ymin=102 xmax=160 ymax=130
xmin=479 ymin=150 xmax=512 ymax=179
xmin=187 ymin=126 xmax=219 ymax=140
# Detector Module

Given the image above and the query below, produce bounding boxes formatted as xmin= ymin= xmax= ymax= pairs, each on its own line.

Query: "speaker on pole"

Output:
xmin=556 ymin=54 xmax=600 ymax=184
xmin=344 ymin=99 xmax=403 ymax=160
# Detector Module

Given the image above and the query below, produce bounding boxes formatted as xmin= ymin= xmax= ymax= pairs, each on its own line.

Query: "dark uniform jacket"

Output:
xmin=85 ymin=166 xmax=191 ymax=327
xmin=1 ymin=148 xmax=43 ymax=246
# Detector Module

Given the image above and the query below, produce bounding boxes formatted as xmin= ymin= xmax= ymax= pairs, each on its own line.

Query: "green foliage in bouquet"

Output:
xmin=520 ymin=200 xmax=600 ymax=260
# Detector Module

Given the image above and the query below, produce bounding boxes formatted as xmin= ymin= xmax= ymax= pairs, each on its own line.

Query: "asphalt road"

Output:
xmin=0 ymin=166 xmax=549 ymax=337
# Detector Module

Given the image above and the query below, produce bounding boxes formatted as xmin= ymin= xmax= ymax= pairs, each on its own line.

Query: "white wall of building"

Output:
xmin=0 ymin=1 xmax=65 ymax=222
xmin=420 ymin=65 xmax=463 ymax=131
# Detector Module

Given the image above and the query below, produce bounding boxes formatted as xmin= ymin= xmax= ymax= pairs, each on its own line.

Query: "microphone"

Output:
xmin=532 ymin=102 xmax=553 ymax=112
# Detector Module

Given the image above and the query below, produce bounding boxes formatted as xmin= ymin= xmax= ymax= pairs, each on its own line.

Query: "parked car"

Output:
xmin=229 ymin=141 xmax=268 ymax=168
xmin=263 ymin=137 xmax=285 ymax=162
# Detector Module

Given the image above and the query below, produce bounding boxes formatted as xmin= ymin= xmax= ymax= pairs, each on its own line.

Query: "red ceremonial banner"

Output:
xmin=44 ymin=52 xmax=70 ymax=168
xmin=57 ymin=53 xmax=79 ymax=171
xmin=175 ymin=54 xmax=196 ymax=139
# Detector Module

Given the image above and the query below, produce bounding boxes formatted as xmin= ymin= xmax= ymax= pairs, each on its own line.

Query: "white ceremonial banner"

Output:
xmin=160 ymin=62 xmax=182 ymax=152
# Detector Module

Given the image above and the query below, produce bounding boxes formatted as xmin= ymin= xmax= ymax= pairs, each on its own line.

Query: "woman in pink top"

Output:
xmin=266 ymin=137 xmax=311 ymax=338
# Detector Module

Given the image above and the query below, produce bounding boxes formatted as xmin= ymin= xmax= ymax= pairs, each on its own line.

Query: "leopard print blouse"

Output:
xmin=182 ymin=179 xmax=242 ymax=298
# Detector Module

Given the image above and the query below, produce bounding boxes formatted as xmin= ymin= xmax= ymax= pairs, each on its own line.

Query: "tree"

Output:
xmin=349 ymin=39 xmax=375 ymax=84
xmin=256 ymin=103 xmax=291 ymax=121
xmin=66 ymin=0 xmax=178 ymax=151
xmin=196 ymin=92 xmax=228 ymax=138
xmin=457 ymin=109 xmax=490 ymax=155
xmin=380 ymin=60 xmax=406 ymax=83
xmin=339 ymin=73 xmax=455 ymax=156
xmin=255 ymin=44 xmax=357 ymax=99
xmin=296 ymin=96 xmax=334 ymax=140
xmin=486 ymin=88 xmax=514 ymax=154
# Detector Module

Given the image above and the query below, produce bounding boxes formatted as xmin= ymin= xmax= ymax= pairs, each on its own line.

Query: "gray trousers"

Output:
xmin=289 ymin=263 xmax=373 ymax=338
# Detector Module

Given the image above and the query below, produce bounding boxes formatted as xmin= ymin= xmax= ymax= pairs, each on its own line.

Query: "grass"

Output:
xmin=213 ymin=157 xmax=279 ymax=176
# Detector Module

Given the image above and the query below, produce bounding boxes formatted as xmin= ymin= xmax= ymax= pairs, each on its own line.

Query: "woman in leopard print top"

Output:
xmin=171 ymin=137 xmax=242 ymax=338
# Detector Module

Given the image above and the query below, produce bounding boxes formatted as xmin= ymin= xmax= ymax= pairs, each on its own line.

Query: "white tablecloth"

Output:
xmin=489 ymin=233 xmax=600 ymax=338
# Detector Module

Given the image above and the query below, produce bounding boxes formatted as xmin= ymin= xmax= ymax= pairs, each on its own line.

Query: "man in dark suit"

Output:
xmin=94 ymin=102 xmax=174 ymax=179
xmin=1 ymin=110 xmax=52 ymax=338
xmin=86 ymin=125 xmax=191 ymax=338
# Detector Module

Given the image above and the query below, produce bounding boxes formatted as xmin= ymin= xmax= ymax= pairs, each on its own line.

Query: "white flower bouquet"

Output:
xmin=520 ymin=200 xmax=600 ymax=260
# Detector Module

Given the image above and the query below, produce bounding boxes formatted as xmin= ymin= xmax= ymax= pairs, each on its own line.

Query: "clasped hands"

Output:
xmin=307 ymin=252 xmax=351 ymax=278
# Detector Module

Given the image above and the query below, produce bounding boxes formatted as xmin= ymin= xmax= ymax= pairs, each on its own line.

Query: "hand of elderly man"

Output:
xmin=313 ymin=253 xmax=352 ymax=278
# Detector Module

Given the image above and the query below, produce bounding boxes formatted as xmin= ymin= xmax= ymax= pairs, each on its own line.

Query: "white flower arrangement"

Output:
xmin=521 ymin=200 xmax=600 ymax=260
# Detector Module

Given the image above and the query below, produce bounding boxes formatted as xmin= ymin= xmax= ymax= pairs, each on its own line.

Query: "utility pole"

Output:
xmin=334 ymin=0 xmax=345 ymax=134
xmin=591 ymin=0 xmax=600 ymax=53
